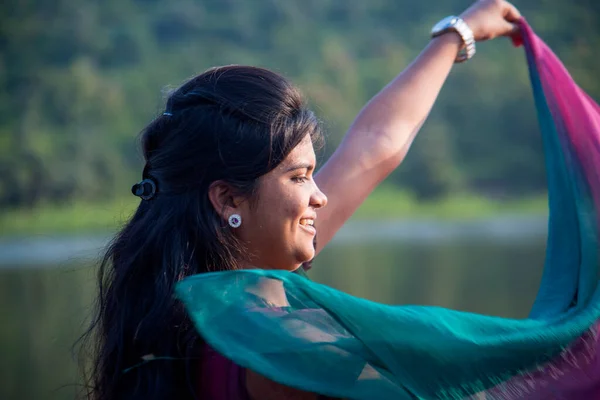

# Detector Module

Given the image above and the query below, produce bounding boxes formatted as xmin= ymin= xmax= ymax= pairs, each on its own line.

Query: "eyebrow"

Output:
xmin=285 ymin=162 xmax=315 ymax=173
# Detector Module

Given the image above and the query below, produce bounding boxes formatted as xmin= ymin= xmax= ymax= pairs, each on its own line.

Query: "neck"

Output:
xmin=246 ymin=276 xmax=290 ymax=307
xmin=237 ymin=260 xmax=295 ymax=307
xmin=238 ymin=258 xmax=303 ymax=272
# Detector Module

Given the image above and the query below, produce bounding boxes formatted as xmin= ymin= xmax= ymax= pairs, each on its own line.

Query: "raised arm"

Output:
xmin=314 ymin=0 xmax=521 ymax=253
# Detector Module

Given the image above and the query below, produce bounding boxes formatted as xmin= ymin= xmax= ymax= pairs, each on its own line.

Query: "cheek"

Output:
xmin=265 ymin=196 xmax=301 ymax=233
xmin=282 ymin=190 xmax=309 ymax=221
xmin=252 ymin=182 xmax=310 ymax=234
xmin=251 ymin=194 xmax=295 ymax=231
xmin=260 ymin=196 xmax=305 ymax=239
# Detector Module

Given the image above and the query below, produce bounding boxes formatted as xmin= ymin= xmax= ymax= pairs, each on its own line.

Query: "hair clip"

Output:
xmin=163 ymin=112 xmax=173 ymax=116
xmin=131 ymin=178 xmax=157 ymax=200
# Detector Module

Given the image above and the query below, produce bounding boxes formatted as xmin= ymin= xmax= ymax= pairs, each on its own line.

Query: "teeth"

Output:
xmin=300 ymin=219 xmax=314 ymax=226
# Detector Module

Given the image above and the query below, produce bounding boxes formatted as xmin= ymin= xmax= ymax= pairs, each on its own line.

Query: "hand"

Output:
xmin=459 ymin=0 xmax=522 ymax=41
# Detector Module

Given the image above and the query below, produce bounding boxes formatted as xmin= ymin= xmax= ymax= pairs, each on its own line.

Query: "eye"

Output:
xmin=292 ymin=176 xmax=308 ymax=184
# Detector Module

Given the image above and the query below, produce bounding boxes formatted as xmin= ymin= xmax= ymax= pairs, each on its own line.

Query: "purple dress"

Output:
xmin=200 ymin=345 xmax=250 ymax=400
xmin=199 ymin=263 xmax=330 ymax=399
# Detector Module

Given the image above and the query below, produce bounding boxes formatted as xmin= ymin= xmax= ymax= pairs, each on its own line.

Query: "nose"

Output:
xmin=310 ymin=182 xmax=328 ymax=209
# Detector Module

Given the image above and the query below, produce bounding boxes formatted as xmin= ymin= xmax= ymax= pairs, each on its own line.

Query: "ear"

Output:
xmin=208 ymin=180 xmax=242 ymax=220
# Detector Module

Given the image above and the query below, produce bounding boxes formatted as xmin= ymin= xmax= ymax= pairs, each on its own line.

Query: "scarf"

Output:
xmin=176 ymin=18 xmax=600 ymax=399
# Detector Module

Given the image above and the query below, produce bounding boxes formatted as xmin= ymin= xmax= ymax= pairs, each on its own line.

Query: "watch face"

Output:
xmin=432 ymin=16 xmax=458 ymax=33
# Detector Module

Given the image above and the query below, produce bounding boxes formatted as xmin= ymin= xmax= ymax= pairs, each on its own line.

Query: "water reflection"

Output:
xmin=312 ymin=238 xmax=545 ymax=317
xmin=0 ymin=232 xmax=546 ymax=400
xmin=0 ymin=266 xmax=96 ymax=400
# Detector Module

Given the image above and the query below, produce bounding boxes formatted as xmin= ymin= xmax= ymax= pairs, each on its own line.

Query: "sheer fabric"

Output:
xmin=179 ymin=19 xmax=600 ymax=399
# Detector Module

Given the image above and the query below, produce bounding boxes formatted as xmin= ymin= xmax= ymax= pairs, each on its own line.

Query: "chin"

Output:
xmin=295 ymin=247 xmax=315 ymax=265
xmin=288 ymin=237 xmax=317 ymax=268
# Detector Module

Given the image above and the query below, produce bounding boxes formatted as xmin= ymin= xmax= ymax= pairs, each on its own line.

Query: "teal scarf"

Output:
xmin=176 ymin=19 xmax=600 ymax=399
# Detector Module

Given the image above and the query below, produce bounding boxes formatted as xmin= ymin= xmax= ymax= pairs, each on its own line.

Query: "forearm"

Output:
xmin=313 ymin=1 xmax=521 ymax=252
xmin=344 ymin=33 xmax=463 ymax=164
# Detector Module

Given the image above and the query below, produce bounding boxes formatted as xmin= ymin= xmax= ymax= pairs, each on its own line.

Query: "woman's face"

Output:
xmin=236 ymin=134 xmax=327 ymax=270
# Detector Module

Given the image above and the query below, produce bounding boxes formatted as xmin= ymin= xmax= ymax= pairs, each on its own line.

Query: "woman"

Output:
xmin=82 ymin=1 xmax=523 ymax=399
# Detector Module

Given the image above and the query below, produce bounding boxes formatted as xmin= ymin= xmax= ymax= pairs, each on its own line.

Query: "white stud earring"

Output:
xmin=228 ymin=214 xmax=242 ymax=228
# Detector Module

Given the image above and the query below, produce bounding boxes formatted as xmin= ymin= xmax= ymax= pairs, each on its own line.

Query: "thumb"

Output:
xmin=501 ymin=21 xmax=520 ymax=38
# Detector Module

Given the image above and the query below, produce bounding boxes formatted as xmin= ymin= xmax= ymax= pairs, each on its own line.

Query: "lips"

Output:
xmin=299 ymin=216 xmax=316 ymax=235
xmin=299 ymin=218 xmax=314 ymax=227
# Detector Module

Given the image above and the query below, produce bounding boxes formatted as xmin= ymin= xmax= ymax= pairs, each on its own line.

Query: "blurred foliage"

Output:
xmin=0 ymin=0 xmax=598 ymax=208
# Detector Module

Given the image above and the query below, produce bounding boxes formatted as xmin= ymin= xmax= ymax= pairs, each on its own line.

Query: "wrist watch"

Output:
xmin=431 ymin=16 xmax=476 ymax=63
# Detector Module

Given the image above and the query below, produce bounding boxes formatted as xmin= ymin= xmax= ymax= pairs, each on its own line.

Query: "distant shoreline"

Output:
xmin=0 ymin=216 xmax=547 ymax=268
xmin=0 ymin=187 xmax=548 ymax=238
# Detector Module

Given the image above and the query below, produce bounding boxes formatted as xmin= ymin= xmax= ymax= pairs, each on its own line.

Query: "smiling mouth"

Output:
xmin=299 ymin=218 xmax=314 ymax=227
xmin=299 ymin=218 xmax=316 ymax=234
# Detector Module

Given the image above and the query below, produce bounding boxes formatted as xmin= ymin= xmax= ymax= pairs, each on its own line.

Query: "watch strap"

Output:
xmin=431 ymin=16 xmax=476 ymax=63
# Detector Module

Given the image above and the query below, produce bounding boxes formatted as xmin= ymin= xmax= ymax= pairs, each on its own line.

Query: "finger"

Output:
xmin=502 ymin=1 xmax=522 ymax=23
xmin=500 ymin=21 xmax=520 ymax=38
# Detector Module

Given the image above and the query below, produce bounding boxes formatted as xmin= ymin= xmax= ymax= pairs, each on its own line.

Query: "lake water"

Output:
xmin=0 ymin=218 xmax=548 ymax=400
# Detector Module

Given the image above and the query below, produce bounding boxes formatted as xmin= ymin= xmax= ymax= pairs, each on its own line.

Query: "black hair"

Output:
xmin=79 ymin=65 xmax=323 ymax=399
